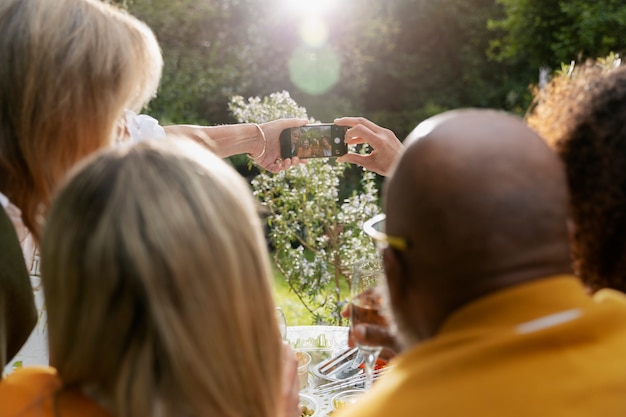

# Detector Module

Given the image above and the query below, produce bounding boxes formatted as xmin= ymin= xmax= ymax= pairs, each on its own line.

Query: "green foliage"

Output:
xmin=272 ymin=263 xmax=329 ymax=326
xmin=255 ymin=162 xmax=380 ymax=325
xmin=229 ymin=91 xmax=309 ymax=124
xmin=358 ymin=0 xmax=527 ymax=135
xmin=128 ymin=0 xmax=260 ymax=124
xmin=525 ymin=53 xmax=623 ymax=144
xmin=119 ymin=0 xmax=626 ymax=146
xmin=229 ymin=91 xmax=380 ymax=325
xmin=490 ymin=0 xmax=626 ymax=69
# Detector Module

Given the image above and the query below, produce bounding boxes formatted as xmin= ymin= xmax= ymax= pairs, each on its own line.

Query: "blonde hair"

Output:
xmin=41 ymin=138 xmax=283 ymax=417
xmin=0 ymin=0 xmax=163 ymax=241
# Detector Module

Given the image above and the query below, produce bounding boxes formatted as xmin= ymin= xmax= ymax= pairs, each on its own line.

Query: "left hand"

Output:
xmin=254 ymin=118 xmax=309 ymax=173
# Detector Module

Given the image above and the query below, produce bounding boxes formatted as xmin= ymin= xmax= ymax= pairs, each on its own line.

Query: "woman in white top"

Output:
xmin=0 ymin=0 xmax=306 ymax=372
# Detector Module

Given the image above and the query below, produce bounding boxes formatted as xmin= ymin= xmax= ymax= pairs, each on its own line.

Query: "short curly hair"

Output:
xmin=527 ymin=57 xmax=626 ymax=292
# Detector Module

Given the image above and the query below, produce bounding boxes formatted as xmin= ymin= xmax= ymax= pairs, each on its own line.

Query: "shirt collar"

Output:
xmin=439 ymin=275 xmax=591 ymax=335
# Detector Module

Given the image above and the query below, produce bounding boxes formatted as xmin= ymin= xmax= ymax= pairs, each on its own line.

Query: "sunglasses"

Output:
xmin=363 ymin=213 xmax=409 ymax=251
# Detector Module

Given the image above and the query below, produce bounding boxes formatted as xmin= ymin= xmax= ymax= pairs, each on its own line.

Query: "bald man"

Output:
xmin=336 ymin=109 xmax=626 ymax=417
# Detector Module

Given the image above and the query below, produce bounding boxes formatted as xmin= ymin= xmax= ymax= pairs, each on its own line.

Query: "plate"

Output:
xmin=331 ymin=389 xmax=366 ymax=411
xmin=299 ymin=393 xmax=320 ymax=417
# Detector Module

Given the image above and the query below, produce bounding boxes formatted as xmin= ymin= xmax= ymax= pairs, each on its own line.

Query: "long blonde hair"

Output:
xmin=0 ymin=0 xmax=162 ymax=241
xmin=41 ymin=138 xmax=283 ymax=417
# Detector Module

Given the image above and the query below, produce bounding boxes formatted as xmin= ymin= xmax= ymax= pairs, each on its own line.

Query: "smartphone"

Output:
xmin=280 ymin=124 xmax=348 ymax=159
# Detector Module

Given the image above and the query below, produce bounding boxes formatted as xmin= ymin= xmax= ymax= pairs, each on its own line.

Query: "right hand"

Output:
xmin=341 ymin=304 xmax=400 ymax=360
xmin=334 ymin=117 xmax=403 ymax=176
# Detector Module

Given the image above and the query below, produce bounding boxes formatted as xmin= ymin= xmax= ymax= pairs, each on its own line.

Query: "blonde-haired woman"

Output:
xmin=0 ymin=0 xmax=162 ymax=243
xmin=0 ymin=0 xmax=162 ymax=373
xmin=0 ymin=0 xmax=305 ymax=372
xmin=0 ymin=138 xmax=300 ymax=417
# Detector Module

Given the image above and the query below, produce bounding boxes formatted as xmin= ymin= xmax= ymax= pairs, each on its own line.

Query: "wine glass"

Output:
xmin=276 ymin=306 xmax=287 ymax=341
xmin=350 ymin=258 xmax=387 ymax=390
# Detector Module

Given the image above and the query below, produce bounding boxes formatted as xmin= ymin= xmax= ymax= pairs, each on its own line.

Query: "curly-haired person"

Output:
xmin=527 ymin=57 xmax=626 ymax=293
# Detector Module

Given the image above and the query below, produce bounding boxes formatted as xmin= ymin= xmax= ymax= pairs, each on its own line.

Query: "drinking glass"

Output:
xmin=350 ymin=258 xmax=387 ymax=390
xmin=276 ymin=306 xmax=287 ymax=341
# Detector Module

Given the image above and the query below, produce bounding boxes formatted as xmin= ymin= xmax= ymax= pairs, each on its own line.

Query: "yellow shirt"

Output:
xmin=0 ymin=366 xmax=111 ymax=417
xmin=336 ymin=276 xmax=626 ymax=417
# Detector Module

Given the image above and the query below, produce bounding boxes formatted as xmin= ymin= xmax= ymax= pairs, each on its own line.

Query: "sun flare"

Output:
xmin=281 ymin=0 xmax=336 ymax=17
xmin=300 ymin=16 xmax=329 ymax=48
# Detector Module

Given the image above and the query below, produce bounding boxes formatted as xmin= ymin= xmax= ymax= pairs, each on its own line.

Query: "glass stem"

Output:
xmin=361 ymin=347 xmax=381 ymax=390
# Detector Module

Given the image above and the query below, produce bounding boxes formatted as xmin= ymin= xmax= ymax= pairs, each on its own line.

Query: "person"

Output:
xmin=297 ymin=138 xmax=313 ymax=158
xmin=310 ymin=137 xmax=322 ymax=157
xmin=331 ymin=116 xmax=403 ymax=351
xmin=321 ymin=136 xmax=332 ymax=156
xmin=0 ymin=137 xmax=300 ymax=417
xmin=335 ymin=108 xmax=626 ymax=417
xmin=290 ymin=127 xmax=303 ymax=157
xmin=0 ymin=0 xmax=305 ymax=372
xmin=335 ymin=117 xmax=403 ymax=176
xmin=526 ymin=59 xmax=626 ymax=294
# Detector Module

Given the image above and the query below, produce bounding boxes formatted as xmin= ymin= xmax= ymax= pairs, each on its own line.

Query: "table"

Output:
xmin=286 ymin=325 xmax=350 ymax=417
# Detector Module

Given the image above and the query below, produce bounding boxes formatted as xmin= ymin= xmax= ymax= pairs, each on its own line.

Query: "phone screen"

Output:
xmin=280 ymin=124 xmax=348 ymax=159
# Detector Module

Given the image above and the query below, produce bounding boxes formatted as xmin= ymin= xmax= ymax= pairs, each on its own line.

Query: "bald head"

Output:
xmin=383 ymin=109 xmax=572 ymax=341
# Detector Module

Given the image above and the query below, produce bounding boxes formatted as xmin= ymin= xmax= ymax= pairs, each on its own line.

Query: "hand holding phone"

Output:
xmin=280 ymin=124 xmax=348 ymax=160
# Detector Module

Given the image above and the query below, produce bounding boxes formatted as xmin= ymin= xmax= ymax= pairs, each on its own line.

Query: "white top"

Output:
xmin=124 ymin=110 xmax=165 ymax=141
xmin=1 ymin=191 xmax=46 ymax=377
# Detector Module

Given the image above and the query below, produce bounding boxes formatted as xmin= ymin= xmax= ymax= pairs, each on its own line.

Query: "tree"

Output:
xmin=229 ymin=91 xmax=380 ymax=325
xmin=489 ymin=0 xmax=626 ymax=69
xmin=125 ymin=0 xmax=399 ymax=126
xmin=356 ymin=0 xmax=528 ymax=139
xmin=118 ymin=0 xmax=626 ymax=150
xmin=127 ymin=0 xmax=265 ymax=125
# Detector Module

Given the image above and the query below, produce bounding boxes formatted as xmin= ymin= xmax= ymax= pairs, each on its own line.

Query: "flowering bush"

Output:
xmin=229 ymin=91 xmax=380 ymax=324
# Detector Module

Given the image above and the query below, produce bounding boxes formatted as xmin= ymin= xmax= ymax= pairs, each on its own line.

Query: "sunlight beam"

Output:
xmin=299 ymin=16 xmax=329 ymax=48
xmin=280 ymin=0 xmax=336 ymax=17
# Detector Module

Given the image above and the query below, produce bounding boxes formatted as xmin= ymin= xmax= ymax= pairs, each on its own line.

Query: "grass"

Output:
xmin=271 ymin=262 xmax=350 ymax=326
xmin=271 ymin=264 xmax=316 ymax=325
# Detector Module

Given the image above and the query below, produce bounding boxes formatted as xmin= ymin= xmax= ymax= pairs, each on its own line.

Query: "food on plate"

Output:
xmin=331 ymin=389 xmax=365 ymax=411
xmin=298 ymin=394 xmax=318 ymax=417
xmin=358 ymin=356 xmax=388 ymax=372
xmin=300 ymin=404 xmax=315 ymax=417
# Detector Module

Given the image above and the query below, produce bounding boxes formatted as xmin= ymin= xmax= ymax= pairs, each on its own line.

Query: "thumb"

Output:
xmin=353 ymin=323 xmax=399 ymax=354
xmin=337 ymin=152 xmax=366 ymax=166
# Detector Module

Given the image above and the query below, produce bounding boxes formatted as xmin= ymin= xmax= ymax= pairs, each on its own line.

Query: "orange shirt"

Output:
xmin=0 ymin=367 xmax=112 ymax=417
xmin=335 ymin=276 xmax=626 ymax=417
